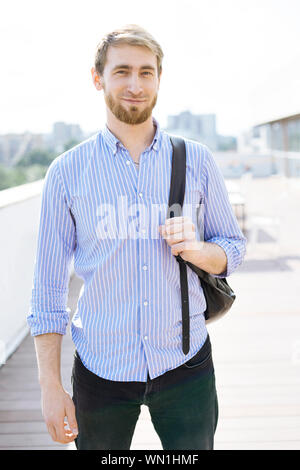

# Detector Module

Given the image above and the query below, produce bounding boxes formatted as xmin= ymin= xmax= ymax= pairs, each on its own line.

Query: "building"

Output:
xmin=237 ymin=113 xmax=300 ymax=177
xmin=165 ymin=111 xmax=218 ymax=151
xmin=253 ymin=113 xmax=300 ymax=153
xmin=50 ymin=122 xmax=83 ymax=153
xmin=165 ymin=111 xmax=237 ymax=151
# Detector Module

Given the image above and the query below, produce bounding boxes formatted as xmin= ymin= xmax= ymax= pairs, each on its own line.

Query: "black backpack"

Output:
xmin=167 ymin=135 xmax=236 ymax=354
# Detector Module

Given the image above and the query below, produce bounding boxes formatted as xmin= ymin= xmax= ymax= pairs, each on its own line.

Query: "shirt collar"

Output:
xmin=102 ymin=116 xmax=163 ymax=156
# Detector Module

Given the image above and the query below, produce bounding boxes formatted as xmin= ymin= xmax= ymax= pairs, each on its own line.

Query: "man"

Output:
xmin=27 ymin=24 xmax=247 ymax=450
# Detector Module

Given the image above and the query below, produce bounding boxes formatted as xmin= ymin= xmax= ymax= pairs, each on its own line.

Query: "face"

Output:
xmin=92 ymin=44 xmax=161 ymax=125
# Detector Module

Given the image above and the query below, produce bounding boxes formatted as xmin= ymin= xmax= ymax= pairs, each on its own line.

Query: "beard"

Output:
xmin=103 ymin=87 xmax=158 ymax=125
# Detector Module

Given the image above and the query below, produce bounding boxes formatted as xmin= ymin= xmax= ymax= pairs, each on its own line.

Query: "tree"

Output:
xmin=63 ymin=139 xmax=79 ymax=151
xmin=0 ymin=164 xmax=27 ymax=190
xmin=16 ymin=149 xmax=55 ymax=167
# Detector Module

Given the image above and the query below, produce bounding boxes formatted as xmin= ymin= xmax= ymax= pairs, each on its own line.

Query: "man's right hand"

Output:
xmin=41 ymin=384 xmax=78 ymax=444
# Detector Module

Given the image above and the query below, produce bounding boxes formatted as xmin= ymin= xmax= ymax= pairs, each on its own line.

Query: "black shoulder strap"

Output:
xmin=168 ymin=135 xmax=190 ymax=355
xmin=168 ymin=135 xmax=186 ymax=211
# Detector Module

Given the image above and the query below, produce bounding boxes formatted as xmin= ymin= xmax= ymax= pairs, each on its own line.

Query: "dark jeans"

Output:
xmin=71 ymin=335 xmax=218 ymax=450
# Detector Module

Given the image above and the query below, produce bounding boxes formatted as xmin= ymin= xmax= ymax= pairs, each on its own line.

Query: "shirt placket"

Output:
xmin=117 ymin=140 xmax=158 ymax=379
xmin=129 ymin=145 xmax=156 ymax=370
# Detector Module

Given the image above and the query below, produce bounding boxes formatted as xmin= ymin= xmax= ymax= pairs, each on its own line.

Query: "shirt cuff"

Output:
xmin=205 ymin=238 xmax=239 ymax=278
xmin=27 ymin=310 xmax=70 ymax=336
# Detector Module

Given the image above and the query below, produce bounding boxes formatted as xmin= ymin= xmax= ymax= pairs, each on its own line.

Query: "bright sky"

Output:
xmin=1 ymin=0 xmax=300 ymax=136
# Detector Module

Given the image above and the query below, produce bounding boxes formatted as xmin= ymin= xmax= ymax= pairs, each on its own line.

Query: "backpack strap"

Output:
xmin=168 ymin=135 xmax=190 ymax=355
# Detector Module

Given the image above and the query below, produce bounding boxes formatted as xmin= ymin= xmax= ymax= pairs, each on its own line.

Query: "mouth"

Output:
xmin=122 ymin=98 xmax=146 ymax=104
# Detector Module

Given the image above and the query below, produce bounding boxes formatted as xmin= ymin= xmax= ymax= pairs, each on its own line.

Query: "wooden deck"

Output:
xmin=1 ymin=177 xmax=300 ymax=450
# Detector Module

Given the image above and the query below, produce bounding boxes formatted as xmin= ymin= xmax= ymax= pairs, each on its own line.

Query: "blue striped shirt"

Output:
xmin=27 ymin=117 xmax=247 ymax=382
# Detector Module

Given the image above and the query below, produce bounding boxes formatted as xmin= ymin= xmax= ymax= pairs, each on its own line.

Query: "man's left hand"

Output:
xmin=158 ymin=216 xmax=202 ymax=262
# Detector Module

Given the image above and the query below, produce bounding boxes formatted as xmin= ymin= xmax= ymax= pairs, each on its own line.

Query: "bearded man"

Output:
xmin=27 ymin=24 xmax=246 ymax=450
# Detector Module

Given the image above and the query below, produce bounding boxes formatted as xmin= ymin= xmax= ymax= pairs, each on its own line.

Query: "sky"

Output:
xmin=1 ymin=0 xmax=300 ymax=137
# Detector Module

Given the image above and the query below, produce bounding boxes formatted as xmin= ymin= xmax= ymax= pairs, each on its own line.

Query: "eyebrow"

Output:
xmin=112 ymin=64 xmax=156 ymax=72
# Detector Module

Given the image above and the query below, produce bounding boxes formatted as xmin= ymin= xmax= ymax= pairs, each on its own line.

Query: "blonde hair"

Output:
xmin=94 ymin=24 xmax=163 ymax=77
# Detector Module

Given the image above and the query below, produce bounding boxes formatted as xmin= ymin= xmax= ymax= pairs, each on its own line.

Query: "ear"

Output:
xmin=91 ymin=67 xmax=103 ymax=91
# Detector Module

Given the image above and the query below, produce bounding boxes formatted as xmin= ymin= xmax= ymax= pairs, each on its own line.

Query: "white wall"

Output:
xmin=0 ymin=180 xmax=75 ymax=364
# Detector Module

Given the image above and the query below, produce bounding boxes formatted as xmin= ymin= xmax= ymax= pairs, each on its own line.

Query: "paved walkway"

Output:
xmin=1 ymin=176 xmax=300 ymax=450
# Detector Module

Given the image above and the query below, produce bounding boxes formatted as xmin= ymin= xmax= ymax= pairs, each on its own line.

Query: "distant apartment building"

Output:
xmin=165 ymin=111 xmax=236 ymax=151
xmin=166 ymin=111 xmax=217 ymax=151
xmin=50 ymin=122 xmax=83 ymax=153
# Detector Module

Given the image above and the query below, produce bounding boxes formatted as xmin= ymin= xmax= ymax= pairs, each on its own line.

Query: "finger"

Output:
xmin=164 ymin=231 xmax=196 ymax=244
xmin=55 ymin=419 xmax=76 ymax=444
xmin=167 ymin=234 xmax=185 ymax=244
xmin=171 ymin=242 xmax=186 ymax=256
xmin=65 ymin=402 xmax=79 ymax=437
xmin=165 ymin=216 xmax=191 ymax=225
xmin=162 ymin=222 xmax=195 ymax=235
xmin=161 ymin=228 xmax=184 ymax=240
xmin=164 ymin=218 xmax=193 ymax=233
xmin=168 ymin=221 xmax=194 ymax=231
xmin=48 ymin=422 xmax=74 ymax=444
xmin=161 ymin=230 xmax=184 ymax=243
xmin=160 ymin=224 xmax=185 ymax=237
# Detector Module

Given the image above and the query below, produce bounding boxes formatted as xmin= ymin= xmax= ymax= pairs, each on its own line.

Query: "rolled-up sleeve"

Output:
xmin=202 ymin=147 xmax=247 ymax=278
xmin=27 ymin=159 xmax=76 ymax=336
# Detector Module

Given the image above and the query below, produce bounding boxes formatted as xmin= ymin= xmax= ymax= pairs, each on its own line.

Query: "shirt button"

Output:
xmin=141 ymin=228 xmax=146 ymax=234
xmin=139 ymin=192 xmax=143 ymax=198
xmin=144 ymin=301 xmax=148 ymax=306
xmin=142 ymin=265 xmax=148 ymax=270
xmin=126 ymin=160 xmax=130 ymax=165
xmin=144 ymin=336 xmax=148 ymax=340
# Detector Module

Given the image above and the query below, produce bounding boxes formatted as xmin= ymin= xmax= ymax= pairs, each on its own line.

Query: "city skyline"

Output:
xmin=1 ymin=0 xmax=300 ymax=136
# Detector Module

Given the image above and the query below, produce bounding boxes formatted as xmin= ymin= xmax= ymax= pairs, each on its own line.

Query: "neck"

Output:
xmin=105 ymin=109 xmax=156 ymax=151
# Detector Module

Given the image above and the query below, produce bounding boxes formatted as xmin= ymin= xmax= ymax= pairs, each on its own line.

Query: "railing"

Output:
xmin=0 ymin=179 xmax=76 ymax=365
xmin=0 ymin=180 xmax=44 ymax=365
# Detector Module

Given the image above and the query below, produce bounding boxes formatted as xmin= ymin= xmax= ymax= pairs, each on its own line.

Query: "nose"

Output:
xmin=127 ymin=73 xmax=143 ymax=95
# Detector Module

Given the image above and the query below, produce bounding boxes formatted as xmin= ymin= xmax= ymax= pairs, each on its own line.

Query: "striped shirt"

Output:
xmin=27 ymin=117 xmax=247 ymax=382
